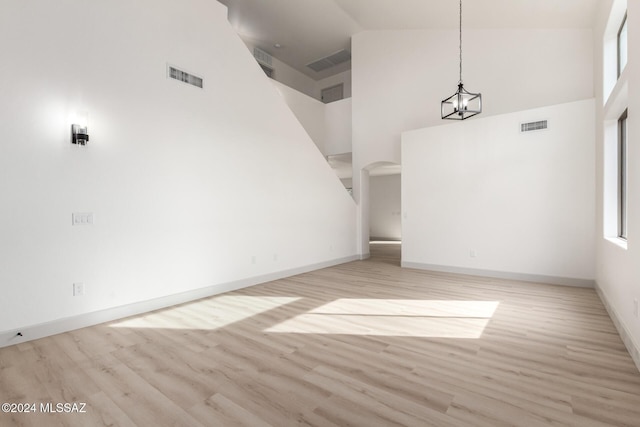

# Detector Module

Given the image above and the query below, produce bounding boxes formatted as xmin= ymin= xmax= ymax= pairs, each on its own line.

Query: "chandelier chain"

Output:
xmin=459 ymin=0 xmax=463 ymax=84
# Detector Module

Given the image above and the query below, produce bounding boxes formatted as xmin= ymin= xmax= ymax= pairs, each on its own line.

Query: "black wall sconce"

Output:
xmin=71 ymin=124 xmax=89 ymax=145
xmin=71 ymin=111 xmax=89 ymax=145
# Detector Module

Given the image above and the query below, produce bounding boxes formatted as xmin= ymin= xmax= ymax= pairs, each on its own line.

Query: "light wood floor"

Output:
xmin=2 ymin=243 xmax=640 ymax=426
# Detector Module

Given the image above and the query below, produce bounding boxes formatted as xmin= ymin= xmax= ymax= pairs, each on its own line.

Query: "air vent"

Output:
xmin=521 ymin=120 xmax=548 ymax=133
xmin=253 ymin=47 xmax=273 ymax=66
xmin=168 ymin=65 xmax=203 ymax=88
xmin=307 ymin=49 xmax=351 ymax=73
xmin=259 ymin=63 xmax=274 ymax=79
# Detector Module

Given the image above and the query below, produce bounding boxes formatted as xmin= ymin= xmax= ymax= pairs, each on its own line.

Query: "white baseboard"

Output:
xmin=595 ymin=282 xmax=640 ymax=373
xmin=0 ymin=255 xmax=359 ymax=349
xmin=401 ymin=262 xmax=595 ymax=288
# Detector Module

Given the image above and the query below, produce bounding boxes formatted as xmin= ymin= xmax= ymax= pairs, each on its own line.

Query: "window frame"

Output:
xmin=618 ymin=109 xmax=628 ymax=239
xmin=618 ymin=13 xmax=628 ymax=77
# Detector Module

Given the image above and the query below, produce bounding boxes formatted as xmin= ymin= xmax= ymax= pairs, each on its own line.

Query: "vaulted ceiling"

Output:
xmin=218 ymin=0 xmax=599 ymax=80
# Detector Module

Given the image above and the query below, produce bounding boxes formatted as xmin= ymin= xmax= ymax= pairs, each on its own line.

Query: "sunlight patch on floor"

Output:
xmin=265 ymin=299 xmax=499 ymax=338
xmin=309 ymin=299 xmax=499 ymax=317
xmin=109 ymin=296 xmax=300 ymax=330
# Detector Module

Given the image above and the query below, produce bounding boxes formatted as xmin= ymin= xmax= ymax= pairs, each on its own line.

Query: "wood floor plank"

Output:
xmin=188 ymin=393 xmax=274 ymax=427
xmin=109 ymin=341 xmax=219 ymax=410
xmin=284 ymin=336 xmax=454 ymax=414
xmin=79 ymin=354 xmax=206 ymax=427
xmin=304 ymin=365 xmax=463 ymax=427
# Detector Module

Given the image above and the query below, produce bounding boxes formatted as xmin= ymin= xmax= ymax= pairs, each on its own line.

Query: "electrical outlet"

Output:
xmin=251 ymin=256 xmax=256 ymax=265
xmin=73 ymin=282 xmax=85 ymax=296
xmin=470 ymin=249 xmax=477 ymax=258
xmin=634 ymin=298 xmax=638 ymax=318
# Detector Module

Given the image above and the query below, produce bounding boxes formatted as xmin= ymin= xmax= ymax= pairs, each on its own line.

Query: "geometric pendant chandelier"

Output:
xmin=441 ymin=0 xmax=482 ymax=120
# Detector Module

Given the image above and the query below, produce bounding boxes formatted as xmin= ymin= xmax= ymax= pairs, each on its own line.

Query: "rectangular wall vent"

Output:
xmin=520 ymin=120 xmax=548 ymax=132
xmin=168 ymin=65 xmax=203 ymax=88
xmin=307 ymin=49 xmax=351 ymax=73
xmin=253 ymin=47 xmax=273 ymax=66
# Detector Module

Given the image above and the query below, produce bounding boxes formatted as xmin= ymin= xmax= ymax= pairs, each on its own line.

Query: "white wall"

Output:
xmin=272 ymin=80 xmax=327 ymax=154
xmin=351 ymin=28 xmax=594 ymax=254
xmin=324 ymin=97 xmax=352 ymax=156
xmin=353 ymin=28 xmax=594 ymax=171
xmin=0 ymin=0 xmax=357 ymax=340
xmin=402 ymin=100 xmax=595 ymax=285
xmin=370 ymin=174 xmax=401 ymax=240
xmin=272 ymin=80 xmax=352 ymax=157
xmin=595 ymin=0 xmax=640 ymax=367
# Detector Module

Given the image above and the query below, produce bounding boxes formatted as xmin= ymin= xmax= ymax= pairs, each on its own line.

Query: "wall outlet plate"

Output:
xmin=73 ymin=282 xmax=85 ymax=296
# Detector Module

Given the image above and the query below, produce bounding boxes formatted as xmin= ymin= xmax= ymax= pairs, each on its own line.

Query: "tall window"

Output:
xmin=618 ymin=13 xmax=628 ymax=76
xmin=619 ymin=110 xmax=628 ymax=239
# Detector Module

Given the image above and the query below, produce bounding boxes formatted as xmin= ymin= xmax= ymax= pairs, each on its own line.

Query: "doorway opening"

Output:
xmin=364 ymin=162 xmax=402 ymax=265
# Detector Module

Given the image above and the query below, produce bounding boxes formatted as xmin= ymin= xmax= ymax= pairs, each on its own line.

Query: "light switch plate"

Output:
xmin=72 ymin=212 xmax=94 ymax=225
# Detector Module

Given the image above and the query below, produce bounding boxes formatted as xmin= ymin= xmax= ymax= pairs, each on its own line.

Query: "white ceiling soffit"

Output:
xmin=218 ymin=0 xmax=598 ymax=80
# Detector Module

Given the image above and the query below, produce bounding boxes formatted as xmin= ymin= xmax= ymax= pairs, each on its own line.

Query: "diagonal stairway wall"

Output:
xmin=0 ymin=0 xmax=356 ymax=345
